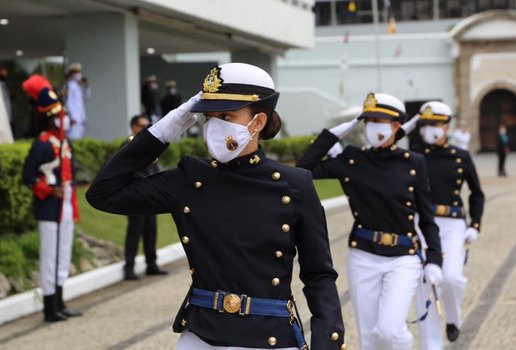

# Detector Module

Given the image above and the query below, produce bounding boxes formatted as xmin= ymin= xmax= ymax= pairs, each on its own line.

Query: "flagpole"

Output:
xmin=372 ymin=0 xmax=382 ymax=91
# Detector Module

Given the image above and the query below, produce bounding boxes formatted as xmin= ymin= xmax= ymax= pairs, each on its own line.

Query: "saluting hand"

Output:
xmin=149 ymin=92 xmax=201 ymax=143
xmin=329 ymin=115 xmax=360 ymax=139
xmin=401 ymin=115 xmax=420 ymax=135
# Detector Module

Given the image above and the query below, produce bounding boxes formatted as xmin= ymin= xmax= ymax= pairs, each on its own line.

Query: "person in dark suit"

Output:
xmin=123 ymin=115 xmax=168 ymax=280
xmin=22 ymin=87 xmax=82 ymax=322
xmin=160 ymin=80 xmax=183 ymax=116
xmin=497 ymin=124 xmax=509 ymax=177
xmin=296 ymin=92 xmax=443 ymax=350
xmin=86 ymin=63 xmax=346 ymax=349
xmin=403 ymin=101 xmax=485 ymax=347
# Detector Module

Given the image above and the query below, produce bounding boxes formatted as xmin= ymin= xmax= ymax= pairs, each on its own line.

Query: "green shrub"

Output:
xmin=0 ymin=143 xmax=35 ymax=235
xmin=0 ymin=236 xmax=26 ymax=279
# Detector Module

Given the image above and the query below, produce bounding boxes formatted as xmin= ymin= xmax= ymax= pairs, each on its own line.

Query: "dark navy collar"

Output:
xmin=215 ymin=147 xmax=266 ymax=169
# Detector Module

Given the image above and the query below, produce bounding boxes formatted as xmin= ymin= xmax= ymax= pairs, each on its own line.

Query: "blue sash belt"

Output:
xmin=189 ymin=288 xmax=308 ymax=349
xmin=431 ymin=204 xmax=465 ymax=218
xmin=353 ymin=228 xmax=417 ymax=248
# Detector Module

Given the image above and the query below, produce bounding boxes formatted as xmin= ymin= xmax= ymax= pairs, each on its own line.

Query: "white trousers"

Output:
xmin=416 ymin=217 xmax=467 ymax=350
xmin=67 ymin=123 xmax=85 ymax=140
xmin=177 ymin=331 xmax=298 ymax=350
xmin=38 ymin=183 xmax=74 ymax=296
xmin=348 ymin=249 xmax=422 ymax=350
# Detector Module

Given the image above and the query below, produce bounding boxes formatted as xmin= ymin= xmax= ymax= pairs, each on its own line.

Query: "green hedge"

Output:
xmin=0 ymin=135 xmax=315 ymax=236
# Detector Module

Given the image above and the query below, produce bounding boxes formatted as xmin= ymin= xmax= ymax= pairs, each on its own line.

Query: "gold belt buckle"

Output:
xmin=223 ymin=293 xmax=241 ymax=313
xmin=435 ymin=204 xmax=450 ymax=216
xmin=379 ymin=233 xmax=398 ymax=246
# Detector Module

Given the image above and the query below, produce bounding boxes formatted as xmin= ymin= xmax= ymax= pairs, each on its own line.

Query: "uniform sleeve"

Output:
xmin=22 ymin=140 xmax=54 ymax=199
xmin=296 ymin=129 xmax=346 ymax=179
xmin=464 ymin=152 xmax=485 ymax=231
xmin=295 ymin=171 xmax=345 ymax=349
xmin=414 ymin=156 xmax=442 ymax=267
xmin=85 ymin=129 xmax=185 ymax=215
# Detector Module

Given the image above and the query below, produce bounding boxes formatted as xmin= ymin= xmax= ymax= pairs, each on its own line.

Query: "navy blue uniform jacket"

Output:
xmin=86 ymin=130 xmax=345 ymax=349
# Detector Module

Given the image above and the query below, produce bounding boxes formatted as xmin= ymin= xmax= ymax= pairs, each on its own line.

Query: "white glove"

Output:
xmin=401 ymin=115 xmax=420 ymax=135
xmin=464 ymin=227 xmax=479 ymax=243
xmin=149 ymin=92 xmax=201 ymax=143
xmin=424 ymin=263 xmax=443 ymax=286
xmin=327 ymin=142 xmax=344 ymax=158
xmin=329 ymin=117 xmax=360 ymax=139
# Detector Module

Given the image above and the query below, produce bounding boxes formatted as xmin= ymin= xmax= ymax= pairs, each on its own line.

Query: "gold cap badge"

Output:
xmin=422 ymin=106 xmax=433 ymax=118
xmin=203 ymin=66 xmax=223 ymax=93
xmin=363 ymin=92 xmax=377 ymax=109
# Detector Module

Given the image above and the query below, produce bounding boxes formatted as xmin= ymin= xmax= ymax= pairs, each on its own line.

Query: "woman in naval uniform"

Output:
xmin=402 ymin=101 xmax=484 ymax=349
xmin=296 ymin=92 xmax=443 ymax=350
xmin=87 ymin=63 xmax=345 ymax=350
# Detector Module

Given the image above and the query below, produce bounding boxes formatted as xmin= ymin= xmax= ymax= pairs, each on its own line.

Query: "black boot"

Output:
xmin=43 ymin=294 xmax=67 ymax=322
xmin=146 ymin=264 xmax=168 ymax=276
xmin=124 ymin=265 xmax=140 ymax=280
xmin=57 ymin=286 xmax=83 ymax=317
xmin=446 ymin=323 xmax=460 ymax=342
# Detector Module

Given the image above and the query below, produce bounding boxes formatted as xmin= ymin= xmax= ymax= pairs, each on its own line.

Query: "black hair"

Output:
xmin=130 ymin=115 xmax=145 ymax=127
xmin=249 ymin=101 xmax=281 ymax=140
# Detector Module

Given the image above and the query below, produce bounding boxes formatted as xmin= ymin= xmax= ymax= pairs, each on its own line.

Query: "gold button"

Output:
xmin=357 ymin=224 xmax=362 ymax=228
xmin=349 ymin=159 xmax=355 ymax=165
xmin=353 ymin=211 xmax=358 ymax=217
xmin=406 ymin=201 xmax=412 ymax=207
xmin=410 ymin=169 xmax=416 ymax=176
xmin=404 ymin=152 xmax=410 ymax=159
xmin=268 ymin=337 xmax=277 ymax=346
xmin=331 ymin=332 xmax=339 ymax=341
xmin=181 ymin=319 xmax=187 ymax=326
xmin=474 ymin=223 xmax=480 ymax=229
xmin=390 ymin=144 xmax=397 ymax=151
xmin=408 ymin=186 xmax=414 ymax=192
xmin=452 ymin=212 xmax=457 ymax=217
xmin=425 ymin=148 xmax=430 ymax=154
xmin=451 ymin=149 xmax=457 ymax=154
xmin=344 ymin=177 xmax=350 ymax=182
xmin=275 ymin=251 xmax=283 ymax=258
xmin=341 ymin=344 xmax=347 ymax=350
xmin=181 ymin=236 xmax=190 ymax=244
xmin=282 ymin=196 xmax=291 ymax=204
xmin=282 ymin=224 xmax=290 ymax=233
xmin=210 ymin=160 xmax=218 ymax=168
xmin=457 ymin=168 xmax=463 ymax=174
xmin=194 ymin=181 xmax=202 ymax=188
xmin=409 ymin=249 xmax=415 ymax=254
xmin=351 ymin=241 xmax=357 ymax=247
xmin=456 ymin=158 xmax=462 ymax=163
xmin=454 ymin=190 xmax=460 ymax=195
xmin=183 ymin=206 xmax=190 ymax=214
xmin=189 ymin=268 xmax=195 ymax=275
xmin=444 ymin=143 xmax=449 ymax=148
xmin=272 ymin=172 xmax=281 ymax=180
xmin=408 ymin=215 xmax=414 ymax=221
xmin=272 ymin=278 xmax=280 ymax=286
xmin=456 ymin=179 xmax=462 ymax=185
xmin=453 ymin=201 xmax=459 ymax=206
xmin=407 ymin=232 xmax=413 ymax=237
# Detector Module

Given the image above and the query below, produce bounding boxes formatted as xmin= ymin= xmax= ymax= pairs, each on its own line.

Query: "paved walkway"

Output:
xmin=0 ymin=154 xmax=514 ymax=349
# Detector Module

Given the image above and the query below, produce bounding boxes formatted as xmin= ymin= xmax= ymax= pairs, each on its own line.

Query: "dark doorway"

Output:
xmin=479 ymin=89 xmax=516 ymax=152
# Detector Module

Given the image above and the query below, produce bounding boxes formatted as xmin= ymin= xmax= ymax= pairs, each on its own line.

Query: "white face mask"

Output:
xmin=169 ymin=88 xmax=177 ymax=95
xmin=73 ymin=73 xmax=82 ymax=82
xmin=420 ymin=125 xmax=444 ymax=144
xmin=203 ymin=115 xmax=257 ymax=163
xmin=54 ymin=115 xmax=71 ymax=131
xmin=364 ymin=122 xmax=394 ymax=148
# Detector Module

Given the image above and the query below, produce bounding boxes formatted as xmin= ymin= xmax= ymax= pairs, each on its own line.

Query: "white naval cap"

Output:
xmin=418 ymin=101 xmax=452 ymax=122
xmin=191 ymin=63 xmax=279 ymax=113
xmin=357 ymin=92 xmax=406 ymax=122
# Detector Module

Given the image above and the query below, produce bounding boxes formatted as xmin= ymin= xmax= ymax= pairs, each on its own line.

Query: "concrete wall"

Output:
xmin=142 ymin=0 xmax=315 ymax=49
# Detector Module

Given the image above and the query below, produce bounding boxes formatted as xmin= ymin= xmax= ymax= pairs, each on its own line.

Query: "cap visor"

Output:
xmin=357 ymin=111 xmax=397 ymax=120
xmin=191 ymin=99 xmax=254 ymax=113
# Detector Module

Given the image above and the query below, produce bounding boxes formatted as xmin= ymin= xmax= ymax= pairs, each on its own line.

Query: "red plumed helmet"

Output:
xmin=22 ymin=74 xmax=53 ymax=100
